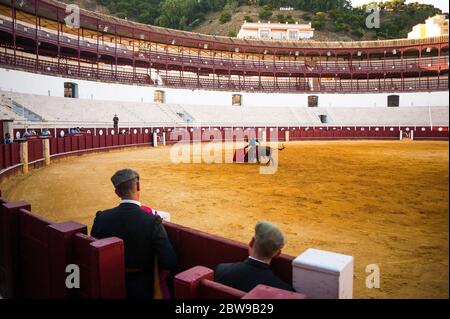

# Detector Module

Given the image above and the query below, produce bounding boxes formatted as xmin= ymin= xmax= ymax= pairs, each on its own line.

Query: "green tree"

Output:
xmin=259 ymin=5 xmax=273 ymax=20
xmin=220 ymin=11 xmax=232 ymax=23
xmin=155 ymin=0 xmax=198 ymax=29
xmin=311 ymin=12 xmax=327 ymax=30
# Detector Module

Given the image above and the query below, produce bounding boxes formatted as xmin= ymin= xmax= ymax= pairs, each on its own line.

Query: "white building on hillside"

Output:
xmin=408 ymin=14 xmax=449 ymax=39
xmin=237 ymin=21 xmax=314 ymax=41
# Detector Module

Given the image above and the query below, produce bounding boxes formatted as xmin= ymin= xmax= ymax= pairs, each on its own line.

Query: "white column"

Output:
xmin=162 ymin=132 xmax=166 ymax=146
xmin=292 ymin=248 xmax=354 ymax=299
xmin=152 ymin=132 xmax=158 ymax=147
xmin=20 ymin=141 xmax=29 ymax=174
xmin=42 ymin=138 xmax=50 ymax=166
xmin=285 ymin=130 xmax=290 ymax=142
xmin=399 ymin=130 xmax=403 ymax=140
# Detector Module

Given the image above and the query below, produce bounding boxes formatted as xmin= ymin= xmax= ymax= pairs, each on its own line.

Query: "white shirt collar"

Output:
xmin=120 ymin=199 xmax=142 ymax=207
xmin=248 ymin=256 xmax=269 ymax=265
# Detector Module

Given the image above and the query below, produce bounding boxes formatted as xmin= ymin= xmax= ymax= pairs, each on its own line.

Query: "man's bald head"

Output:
xmin=253 ymin=221 xmax=286 ymax=260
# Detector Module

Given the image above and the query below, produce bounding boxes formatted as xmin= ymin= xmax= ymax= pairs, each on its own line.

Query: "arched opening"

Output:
xmin=64 ymin=82 xmax=78 ymax=98
xmin=232 ymin=94 xmax=242 ymax=106
xmin=154 ymin=90 xmax=165 ymax=103
xmin=308 ymin=95 xmax=318 ymax=107
xmin=387 ymin=94 xmax=400 ymax=107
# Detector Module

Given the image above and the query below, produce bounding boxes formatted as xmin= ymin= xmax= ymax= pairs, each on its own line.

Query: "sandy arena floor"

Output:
xmin=1 ymin=140 xmax=448 ymax=299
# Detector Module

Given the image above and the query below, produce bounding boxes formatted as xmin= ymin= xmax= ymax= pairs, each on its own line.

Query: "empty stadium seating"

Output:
xmin=1 ymin=91 xmax=181 ymax=126
xmin=1 ymin=91 xmax=448 ymax=128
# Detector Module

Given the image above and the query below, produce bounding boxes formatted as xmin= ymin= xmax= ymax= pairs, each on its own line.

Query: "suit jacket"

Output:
xmin=91 ymin=203 xmax=176 ymax=299
xmin=214 ymin=257 xmax=294 ymax=293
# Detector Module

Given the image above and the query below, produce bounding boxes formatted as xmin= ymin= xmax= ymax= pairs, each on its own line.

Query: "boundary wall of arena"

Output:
xmin=1 ymin=125 xmax=449 ymax=183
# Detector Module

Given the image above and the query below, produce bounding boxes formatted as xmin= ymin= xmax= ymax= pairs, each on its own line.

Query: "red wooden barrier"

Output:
xmin=0 ymin=201 xmax=31 ymax=298
xmin=113 ymin=135 xmax=119 ymax=145
xmin=99 ymin=135 xmax=106 ymax=148
xmin=73 ymin=233 xmax=126 ymax=299
xmin=85 ymin=135 xmax=93 ymax=149
xmin=78 ymin=135 xmax=86 ymax=150
xmin=64 ymin=136 xmax=72 ymax=153
xmin=242 ymin=284 xmax=306 ymax=299
xmin=57 ymin=138 xmax=64 ymax=154
xmin=47 ymin=221 xmax=87 ymax=298
xmin=27 ymin=139 xmax=43 ymax=163
xmin=73 ymin=233 xmax=97 ymax=299
xmin=19 ymin=208 xmax=53 ymax=298
xmin=199 ymin=279 xmax=246 ymax=299
xmin=118 ymin=135 xmax=125 ymax=145
xmin=71 ymin=136 xmax=79 ymax=152
xmin=11 ymin=142 xmax=20 ymax=165
xmin=92 ymin=136 xmax=99 ymax=148
xmin=106 ymin=135 xmax=113 ymax=147
xmin=0 ymin=145 xmax=4 ymax=169
xmin=175 ymin=265 xmax=247 ymax=299
xmin=174 ymin=265 xmax=213 ymax=299
xmin=3 ymin=143 xmax=11 ymax=167
xmin=50 ymin=138 xmax=57 ymax=155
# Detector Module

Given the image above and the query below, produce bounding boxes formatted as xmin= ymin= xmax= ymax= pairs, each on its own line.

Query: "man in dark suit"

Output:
xmin=113 ymin=114 xmax=119 ymax=129
xmin=214 ymin=221 xmax=294 ymax=292
xmin=91 ymin=168 xmax=176 ymax=299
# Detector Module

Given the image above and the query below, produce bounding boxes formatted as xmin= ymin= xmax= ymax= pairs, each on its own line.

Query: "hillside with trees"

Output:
xmin=64 ymin=0 xmax=445 ymax=40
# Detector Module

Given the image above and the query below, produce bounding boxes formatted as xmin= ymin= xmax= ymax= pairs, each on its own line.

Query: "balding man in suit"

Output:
xmin=91 ymin=168 xmax=176 ymax=299
xmin=214 ymin=221 xmax=294 ymax=292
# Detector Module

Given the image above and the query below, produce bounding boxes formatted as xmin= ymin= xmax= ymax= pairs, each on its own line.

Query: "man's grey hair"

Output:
xmin=253 ymin=221 xmax=286 ymax=259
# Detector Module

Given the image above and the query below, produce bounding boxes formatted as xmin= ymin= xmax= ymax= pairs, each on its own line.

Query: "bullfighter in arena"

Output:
xmin=244 ymin=137 xmax=260 ymax=163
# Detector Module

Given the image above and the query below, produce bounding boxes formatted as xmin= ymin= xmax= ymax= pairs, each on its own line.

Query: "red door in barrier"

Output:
xmin=85 ymin=135 xmax=93 ymax=149
xmin=71 ymin=136 xmax=79 ymax=151
xmin=64 ymin=137 xmax=72 ymax=153
xmin=50 ymin=138 xmax=57 ymax=155
xmin=334 ymin=129 xmax=342 ymax=138
xmin=106 ymin=135 xmax=113 ymax=147
xmin=99 ymin=135 xmax=106 ymax=148
xmin=57 ymin=138 xmax=64 ymax=154
xmin=11 ymin=143 xmax=19 ymax=165
xmin=0 ymin=145 xmax=4 ymax=169
xmin=92 ymin=136 xmax=99 ymax=148
xmin=78 ymin=135 xmax=86 ymax=150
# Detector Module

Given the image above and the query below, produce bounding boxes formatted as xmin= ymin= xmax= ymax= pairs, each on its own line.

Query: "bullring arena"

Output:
xmin=0 ymin=0 xmax=449 ymax=300
xmin=1 ymin=140 xmax=448 ymax=298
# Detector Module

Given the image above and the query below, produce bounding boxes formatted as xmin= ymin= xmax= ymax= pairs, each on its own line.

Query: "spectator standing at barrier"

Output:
xmin=3 ymin=133 xmax=11 ymax=144
xmin=113 ymin=114 xmax=119 ymax=129
xmin=214 ymin=221 xmax=294 ymax=292
xmin=91 ymin=168 xmax=177 ymax=299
